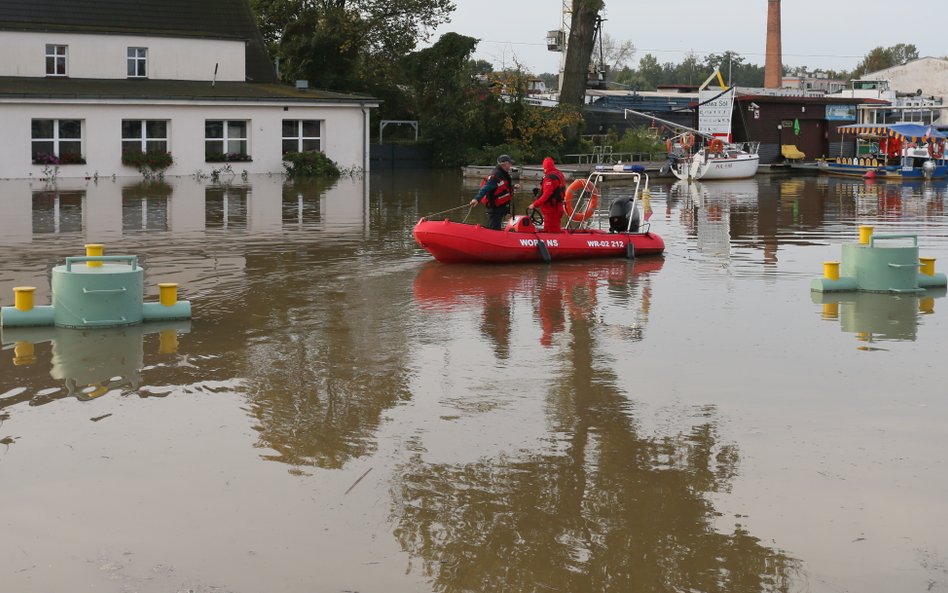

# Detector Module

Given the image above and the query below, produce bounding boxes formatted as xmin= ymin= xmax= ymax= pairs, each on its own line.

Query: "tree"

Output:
xmin=600 ymin=33 xmax=636 ymax=80
xmin=559 ymin=0 xmax=604 ymax=140
xmin=853 ymin=43 xmax=919 ymax=77
xmin=636 ymin=53 xmax=663 ymax=89
xmin=251 ymin=0 xmax=455 ymax=95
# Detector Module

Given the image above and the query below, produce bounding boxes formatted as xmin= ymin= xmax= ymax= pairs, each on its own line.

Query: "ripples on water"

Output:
xmin=1 ymin=172 xmax=947 ymax=592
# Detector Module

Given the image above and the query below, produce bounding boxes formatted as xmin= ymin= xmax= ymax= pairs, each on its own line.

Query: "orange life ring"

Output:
xmin=564 ymin=179 xmax=599 ymax=222
xmin=708 ymin=138 xmax=725 ymax=153
xmin=681 ymin=133 xmax=695 ymax=148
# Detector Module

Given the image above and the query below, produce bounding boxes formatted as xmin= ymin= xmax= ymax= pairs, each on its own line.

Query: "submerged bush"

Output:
xmin=282 ymin=150 xmax=340 ymax=178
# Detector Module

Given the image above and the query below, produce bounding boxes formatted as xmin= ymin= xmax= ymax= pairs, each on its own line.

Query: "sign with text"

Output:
xmin=826 ymin=104 xmax=857 ymax=121
xmin=698 ymin=88 xmax=734 ymax=140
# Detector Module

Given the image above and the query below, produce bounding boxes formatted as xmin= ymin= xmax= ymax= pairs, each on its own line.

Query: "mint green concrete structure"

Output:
xmin=811 ymin=233 xmax=948 ymax=293
xmin=1 ymin=254 xmax=191 ymax=328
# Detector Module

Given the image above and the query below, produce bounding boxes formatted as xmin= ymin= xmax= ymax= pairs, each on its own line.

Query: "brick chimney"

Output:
xmin=764 ymin=0 xmax=782 ymax=88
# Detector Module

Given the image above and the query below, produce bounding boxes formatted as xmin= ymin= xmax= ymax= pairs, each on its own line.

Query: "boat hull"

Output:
xmin=817 ymin=160 xmax=948 ymax=180
xmin=672 ymin=152 xmax=760 ymax=181
xmin=413 ymin=219 xmax=664 ymax=264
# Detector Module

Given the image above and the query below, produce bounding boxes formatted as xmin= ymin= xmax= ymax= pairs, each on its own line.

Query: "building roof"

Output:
xmin=0 ymin=77 xmax=379 ymax=105
xmin=0 ymin=0 xmax=277 ymax=83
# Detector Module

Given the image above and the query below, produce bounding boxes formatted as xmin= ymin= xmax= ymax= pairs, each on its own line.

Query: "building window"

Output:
xmin=205 ymin=120 xmax=250 ymax=161
xmin=31 ymin=119 xmax=84 ymax=164
xmin=122 ymin=120 xmax=168 ymax=153
xmin=46 ymin=44 xmax=67 ymax=76
xmin=127 ymin=47 xmax=148 ymax=78
xmin=282 ymin=120 xmax=322 ymax=153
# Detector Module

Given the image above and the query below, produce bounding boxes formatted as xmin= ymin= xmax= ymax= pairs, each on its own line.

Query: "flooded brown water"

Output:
xmin=2 ymin=172 xmax=948 ymax=592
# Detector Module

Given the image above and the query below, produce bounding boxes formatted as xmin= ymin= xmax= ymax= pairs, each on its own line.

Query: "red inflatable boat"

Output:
xmin=414 ymin=169 xmax=664 ymax=264
xmin=413 ymin=215 xmax=664 ymax=264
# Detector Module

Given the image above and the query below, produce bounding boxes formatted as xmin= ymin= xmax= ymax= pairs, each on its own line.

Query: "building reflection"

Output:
xmin=813 ymin=288 xmax=945 ymax=349
xmin=399 ymin=257 xmax=798 ymax=592
xmin=0 ymin=174 xmax=368 ymax=246
xmin=0 ymin=321 xmax=190 ymax=409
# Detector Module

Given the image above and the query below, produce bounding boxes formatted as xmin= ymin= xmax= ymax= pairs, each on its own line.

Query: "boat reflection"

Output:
xmin=0 ymin=321 xmax=190 ymax=408
xmin=398 ymin=258 xmax=798 ymax=592
xmin=812 ymin=289 xmax=945 ymax=349
xmin=672 ymin=179 xmax=760 ymax=259
xmin=413 ymin=257 xmax=663 ymax=352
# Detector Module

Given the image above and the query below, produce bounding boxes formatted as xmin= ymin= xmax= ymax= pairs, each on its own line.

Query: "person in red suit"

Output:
xmin=528 ymin=157 xmax=566 ymax=233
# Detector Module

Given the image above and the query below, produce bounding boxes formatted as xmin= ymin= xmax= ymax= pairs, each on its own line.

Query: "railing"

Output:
xmin=564 ymin=150 xmax=667 ymax=164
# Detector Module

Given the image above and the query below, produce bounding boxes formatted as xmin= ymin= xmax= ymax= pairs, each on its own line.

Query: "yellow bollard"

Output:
xmin=13 ymin=341 xmax=36 ymax=366
xmin=158 ymin=283 xmax=178 ymax=306
xmin=920 ymin=257 xmax=935 ymax=276
xmin=858 ymin=225 xmax=874 ymax=245
xmin=822 ymin=302 xmax=839 ymax=320
xmin=13 ymin=286 xmax=36 ymax=311
xmin=823 ymin=261 xmax=840 ymax=281
xmin=158 ymin=329 xmax=179 ymax=354
xmin=919 ymin=297 xmax=935 ymax=314
xmin=86 ymin=243 xmax=104 ymax=267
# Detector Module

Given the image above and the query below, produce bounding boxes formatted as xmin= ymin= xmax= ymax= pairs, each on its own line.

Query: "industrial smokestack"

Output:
xmin=764 ymin=0 xmax=782 ymax=88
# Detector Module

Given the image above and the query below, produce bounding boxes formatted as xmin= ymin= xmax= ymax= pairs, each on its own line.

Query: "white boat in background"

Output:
xmin=670 ymin=138 xmax=761 ymax=181
xmin=627 ymin=70 xmax=761 ymax=181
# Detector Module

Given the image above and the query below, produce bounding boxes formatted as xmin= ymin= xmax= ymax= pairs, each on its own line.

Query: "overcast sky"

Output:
xmin=429 ymin=0 xmax=947 ymax=75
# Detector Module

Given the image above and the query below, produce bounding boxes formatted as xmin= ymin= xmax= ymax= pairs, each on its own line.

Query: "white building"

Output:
xmin=0 ymin=0 xmax=378 ymax=179
xmin=860 ymin=57 xmax=948 ymax=122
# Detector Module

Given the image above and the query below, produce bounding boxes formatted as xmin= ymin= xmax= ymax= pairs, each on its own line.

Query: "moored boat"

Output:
xmin=413 ymin=170 xmax=664 ymax=264
xmin=669 ymin=138 xmax=761 ymax=181
xmin=818 ymin=122 xmax=947 ymax=180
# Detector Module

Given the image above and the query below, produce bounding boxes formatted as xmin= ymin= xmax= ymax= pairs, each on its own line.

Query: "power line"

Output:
xmin=474 ymin=39 xmax=867 ymax=60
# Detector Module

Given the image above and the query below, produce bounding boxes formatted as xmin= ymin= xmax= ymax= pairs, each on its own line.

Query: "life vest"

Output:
xmin=479 ymin=169 xmax=513 ymax=208
xmin=541 ymin=170 xmax=566 ymax=206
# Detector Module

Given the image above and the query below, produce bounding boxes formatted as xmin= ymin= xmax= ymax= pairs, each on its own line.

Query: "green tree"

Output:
xmin=853 ymin=43 xmax=919 ymax=76
xmin=402 ymin=33 xmax=481 ymax=165
xmin=636 ymin=53 xmax=663 ymax=89
xmin=251 ymin=0 xmax=454 ymax=97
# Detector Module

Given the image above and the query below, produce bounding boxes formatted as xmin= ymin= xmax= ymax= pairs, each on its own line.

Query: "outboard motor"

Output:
xmin=608 ymin=197 xmax=641 ymax=233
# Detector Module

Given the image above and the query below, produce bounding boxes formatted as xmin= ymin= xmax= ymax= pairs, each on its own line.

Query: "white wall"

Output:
xmin=0 ymin=100 xmax=372 ymax=179
xmin=0 ymin=31 xmax=245 ymax=81
xmin=865 ymin=58 xmax=948 ymax=107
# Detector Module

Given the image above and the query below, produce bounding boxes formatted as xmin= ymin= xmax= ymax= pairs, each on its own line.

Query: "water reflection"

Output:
xmin=0 ymin=321 xmax=189 ymax=408
xmin=812 ymin=289 xmax=945 ymax=349
xmin=413 ymin=258 xmax=663 ymax=350
xmin=398 ymin=257 xmax=797 ymax=592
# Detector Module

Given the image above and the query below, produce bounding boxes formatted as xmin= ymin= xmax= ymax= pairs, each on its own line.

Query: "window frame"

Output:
xmin=45 ymin=44 xmax=67 ymax=77
xmin=121 ymin=119 xmax=169 ymax=154
xmin=204 ymin=120 xmax=251 ymax=161
xmin=127 ymin=47 xmax=148 ymax=78
xmin=281 ymin=119 xmax=323 ymax=154
xmin=31 ymin=118 xmax=84 ymax=164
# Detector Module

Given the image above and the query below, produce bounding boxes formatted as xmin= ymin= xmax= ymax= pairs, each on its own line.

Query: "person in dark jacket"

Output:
xmin=528 ymin=157 xmax=567 ymax=233
xmin=470 ymin=154 xmax=518 ymax=230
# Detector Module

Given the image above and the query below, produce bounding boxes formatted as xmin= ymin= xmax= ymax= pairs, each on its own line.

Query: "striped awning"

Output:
xmin=837 ymin=123 xmax=946 ymax=142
